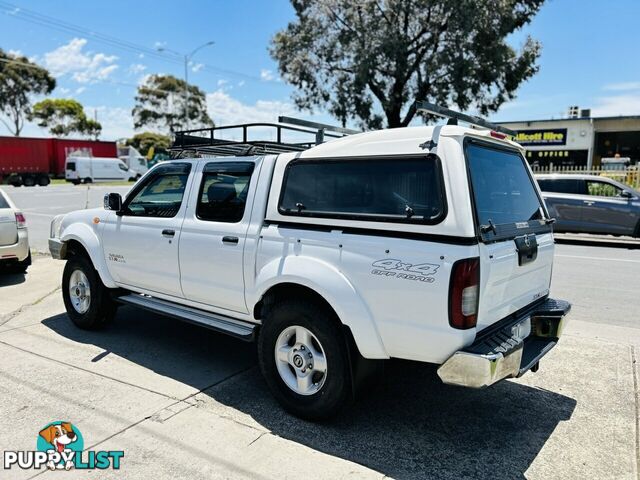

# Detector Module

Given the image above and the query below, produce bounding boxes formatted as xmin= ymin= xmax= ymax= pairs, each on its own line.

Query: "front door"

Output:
xmin=101 ymin=162 xmax=193 ymax=297
xmin=179 ymin=160 xmax=257 ymax=313
xmin=581 ymin=179 xmax=636 ymax=235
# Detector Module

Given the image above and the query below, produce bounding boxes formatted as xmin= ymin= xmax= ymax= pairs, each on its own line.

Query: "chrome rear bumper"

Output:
xmin=437 ymin=298 xmax=571 ymax=388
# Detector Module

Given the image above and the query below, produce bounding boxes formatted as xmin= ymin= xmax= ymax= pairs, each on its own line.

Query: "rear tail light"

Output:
xmin=15 ymin=212 xmax=26 ymax=229
xmin=449 ymin=257 xmax=480 ymax=329
xmin=490 ymin=130 xmax=507 ymax=140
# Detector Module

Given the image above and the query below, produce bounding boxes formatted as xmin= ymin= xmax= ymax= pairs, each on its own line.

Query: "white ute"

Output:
xmin=49 ymin=105 xmax=571 ymax=419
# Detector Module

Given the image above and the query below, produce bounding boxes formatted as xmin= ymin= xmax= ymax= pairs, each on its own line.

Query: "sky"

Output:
xmin=1 ymin=0 xmax=640 ymax=140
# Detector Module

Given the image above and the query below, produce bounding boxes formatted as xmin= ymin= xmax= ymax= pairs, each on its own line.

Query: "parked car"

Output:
xmin=65 ymin=157 xmax=137 ymax=184
xmin=536 ymin=174 xmax=640 ymax=237
xmin=49 ymin=108 xmax=570 ymax=420
xmin=0 ymin=188 xmax=30 ymax=272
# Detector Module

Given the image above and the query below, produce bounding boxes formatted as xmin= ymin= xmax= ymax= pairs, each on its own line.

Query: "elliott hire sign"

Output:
xmin=515 ymin=128 xmax=567 ymax=147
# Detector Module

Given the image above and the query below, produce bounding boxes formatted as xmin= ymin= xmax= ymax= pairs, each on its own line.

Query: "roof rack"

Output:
xmin=415 ymin=101 xmax=517 ymax=136
xmin=170 ymin=117 xmax=359 ymax=158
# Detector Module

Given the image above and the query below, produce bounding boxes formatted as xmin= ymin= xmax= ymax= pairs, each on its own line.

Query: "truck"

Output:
xmin=0 ymin=136 xmax=118 ymax=186
xmin=117 ymin=145 xmax=150 ymax=178
xmin=48 ymin=106 xmax=571 ymax=420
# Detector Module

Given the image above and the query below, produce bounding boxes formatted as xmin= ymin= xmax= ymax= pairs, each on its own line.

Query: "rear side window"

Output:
xmin=466 ymin=142 xmax=544 ymax=227
xmin=0 ymin=195 xmax=9 ymax=209
xmin=66 ymin=162 xmax=76 ymax=171
xmin=279 ymin=156 xmax=446 ymax=224
xmin=537 ymin=178 xmax=585 ymax=194
xmin=197 ymin=162 xmax=254 ymax=223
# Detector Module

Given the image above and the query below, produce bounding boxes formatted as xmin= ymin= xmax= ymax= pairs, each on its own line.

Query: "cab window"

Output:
xmin=196 ymin=162 xmax=254 ymax=223
xmin=124 ymin=163 xmax=191 ymax=217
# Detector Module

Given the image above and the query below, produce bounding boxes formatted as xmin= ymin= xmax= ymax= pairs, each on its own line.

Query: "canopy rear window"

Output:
xmin=466 ymin=141 xmax=549 ymax=240
xmin=279 ymin=156 xmax=446 ymax=224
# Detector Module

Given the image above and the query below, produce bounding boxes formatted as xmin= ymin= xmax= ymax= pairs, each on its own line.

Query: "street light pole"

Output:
xmin=157 ymin=41 xmax=215 ymax=130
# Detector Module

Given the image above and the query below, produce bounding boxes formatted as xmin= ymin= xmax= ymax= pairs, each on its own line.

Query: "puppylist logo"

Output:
xmin=3 ymin=421 xmax=124 ymax=471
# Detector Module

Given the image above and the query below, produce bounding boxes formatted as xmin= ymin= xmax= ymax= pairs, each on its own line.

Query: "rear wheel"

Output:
xmin=258 ymin=299 xmax=351 ymax=420
xmin=635 ymin=220 xmax=640 ymax=238
xmin=23 ymin=175 xmax=35 ymax=187
xmin=83 ymin=177 xmax=93 ymax=184
xmin=37 ymin=175 xmax=50 ymax=186
xmin=62 ymin=254 xmax=116 ymax=329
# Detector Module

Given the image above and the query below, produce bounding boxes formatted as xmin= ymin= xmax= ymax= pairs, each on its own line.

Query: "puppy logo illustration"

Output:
xmin=37 ymin=422 xmax=83 ymax=470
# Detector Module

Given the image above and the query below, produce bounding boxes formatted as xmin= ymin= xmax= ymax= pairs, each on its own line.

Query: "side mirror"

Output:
xmin=620 ymin=190 xmax=633 ymax=199
xmin=104 ymin=193 xmax=123 ymax=212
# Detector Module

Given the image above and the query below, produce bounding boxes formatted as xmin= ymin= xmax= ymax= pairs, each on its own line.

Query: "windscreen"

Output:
xmin=466 ymin=143 xmax=544 ymax=227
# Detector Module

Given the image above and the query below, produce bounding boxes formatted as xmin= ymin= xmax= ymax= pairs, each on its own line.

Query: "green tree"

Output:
xmin=132 ymin=74 xmax=212 ymax=134
xmin=126 ymin=131 xmax=171 ymax=156
xmin=0 ymin=49 xmax=56 ymax=136
xmin=271 ymin=0 xmax=543 ymax=129
xmin=31 ymin=98 xmax=101 ymax=139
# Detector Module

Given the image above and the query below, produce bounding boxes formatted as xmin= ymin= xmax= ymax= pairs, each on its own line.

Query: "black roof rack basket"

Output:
xmin=170 ymin=117 xmax=358 ymax=158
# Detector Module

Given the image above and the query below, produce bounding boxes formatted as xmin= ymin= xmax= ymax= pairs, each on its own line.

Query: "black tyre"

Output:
xmin=37 ymin=175 xmax=50 ymax=186
xmin=83 ymin=177 xmax=92 ymax=184
xmin=634 ymin=220 xmax=640 ymax=238
xmin=71 ymin=180 xmax=81 ymax=186
xmin=258 ymin=299 xmax=352 ymax=420
xmin=14 ymin=251 xmax=31 ymax=273
xmin=62 ymin=254 xmax=116 ymax=330
xmin=23 ymin=176 xmax=35 ymax=187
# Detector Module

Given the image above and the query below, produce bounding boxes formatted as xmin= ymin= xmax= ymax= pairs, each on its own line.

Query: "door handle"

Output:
xmin=162 ymin=229 xmax=175 ymax=237
xmin=583 ymin=200 xmax=595 ymax=205
xmin=222 ymin=236 xmax=239 ymax=245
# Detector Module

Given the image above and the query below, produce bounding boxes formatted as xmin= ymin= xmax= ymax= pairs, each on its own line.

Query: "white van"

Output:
xmin=65 ymin=157 xmax=136 ymax=184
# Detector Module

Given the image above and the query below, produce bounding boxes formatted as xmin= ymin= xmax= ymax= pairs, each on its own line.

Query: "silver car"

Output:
xmin=0 ymin=188 xmax=31 ymax=272
xmin=536 ymin=174 xmax=640 ymax=237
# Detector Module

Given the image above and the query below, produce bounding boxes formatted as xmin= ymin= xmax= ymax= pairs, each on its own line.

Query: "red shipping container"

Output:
xmin=0 ymin=136 xmax=51 ymax=175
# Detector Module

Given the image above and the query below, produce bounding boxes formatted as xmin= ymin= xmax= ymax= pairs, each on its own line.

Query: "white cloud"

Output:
xmin=603 ymin=82 xmax=640 ymax=92
xmin=57 ymin=87 xmax=71 ymax=95
xmin=75 ymin=87 xmax=86 ymax=95
xmin=592 ymin=94 xmax=640 ymax=117
xmin=128 ymin=63 xmax=147 ymax=75
xmin=206 ymin=89 xmax=295 ymax=127
xmin=7 ymin=49 xmax=22 ymax=57
xmin=89 ymin=106 xmax=134 ymax=140
xmin=217 ymin=79 xmax=228 ymax=87
xmin=191 ymin=62 xmax=204 ymax=73
xmin=238 ymin=80 xmax=245 ymax=87
xmin=44 ymin=38 xmax=119 ymax=84
xmin=260 ymin=69 xmax=275 ymax=81
xmin=154 ymin=41 xmax=166 ymax=49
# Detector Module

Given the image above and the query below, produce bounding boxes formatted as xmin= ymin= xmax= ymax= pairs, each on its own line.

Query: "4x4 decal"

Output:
xmin=371 ymin=259 xmax=440 ymax=283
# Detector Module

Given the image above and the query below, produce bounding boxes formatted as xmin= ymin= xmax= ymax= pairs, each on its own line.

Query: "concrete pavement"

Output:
xmin=0 ymin=252 xmax=638 ymax=478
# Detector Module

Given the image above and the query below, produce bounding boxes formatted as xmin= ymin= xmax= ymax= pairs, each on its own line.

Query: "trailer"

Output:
xmin=0 ymin=136 xmax=118 ymax=186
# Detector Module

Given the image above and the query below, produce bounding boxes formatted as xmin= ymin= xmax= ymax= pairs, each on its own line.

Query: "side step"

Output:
xmin=116 ymin=293 xmax=257 ymax=342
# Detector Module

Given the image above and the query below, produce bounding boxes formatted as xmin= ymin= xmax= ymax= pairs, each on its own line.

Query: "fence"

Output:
xmin=531 ymin=165 xmax=640 ymax=189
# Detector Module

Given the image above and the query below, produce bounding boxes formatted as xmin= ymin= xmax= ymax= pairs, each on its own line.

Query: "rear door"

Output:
xmin=465 ymin=140 xmax=554 ymax=330
xmin=537 ymin=178 xmax=587 ymax=232
xmin=179 ymin=160 xmax=257 ymax=313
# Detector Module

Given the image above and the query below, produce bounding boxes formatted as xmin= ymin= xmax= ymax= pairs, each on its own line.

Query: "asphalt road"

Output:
xmin=1 ymin=183 xmax=132 ymax=252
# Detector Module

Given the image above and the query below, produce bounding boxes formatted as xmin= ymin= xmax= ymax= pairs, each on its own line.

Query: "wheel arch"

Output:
xmin=251 ymin=257 xmax=389 ymax=360
xmin=60 ymin=224 xmax=117 ymax=288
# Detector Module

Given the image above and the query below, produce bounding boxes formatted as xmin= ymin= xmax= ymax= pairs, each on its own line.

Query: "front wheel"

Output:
xmin=62 ymin=254 xmax=116 ymax=329
xmin=258 ymin=300 xmax=352 ymax=420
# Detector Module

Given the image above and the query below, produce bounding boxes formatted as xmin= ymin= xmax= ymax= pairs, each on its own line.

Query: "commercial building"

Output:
xmin=498 ymin=112 xmax=640 ymax=168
